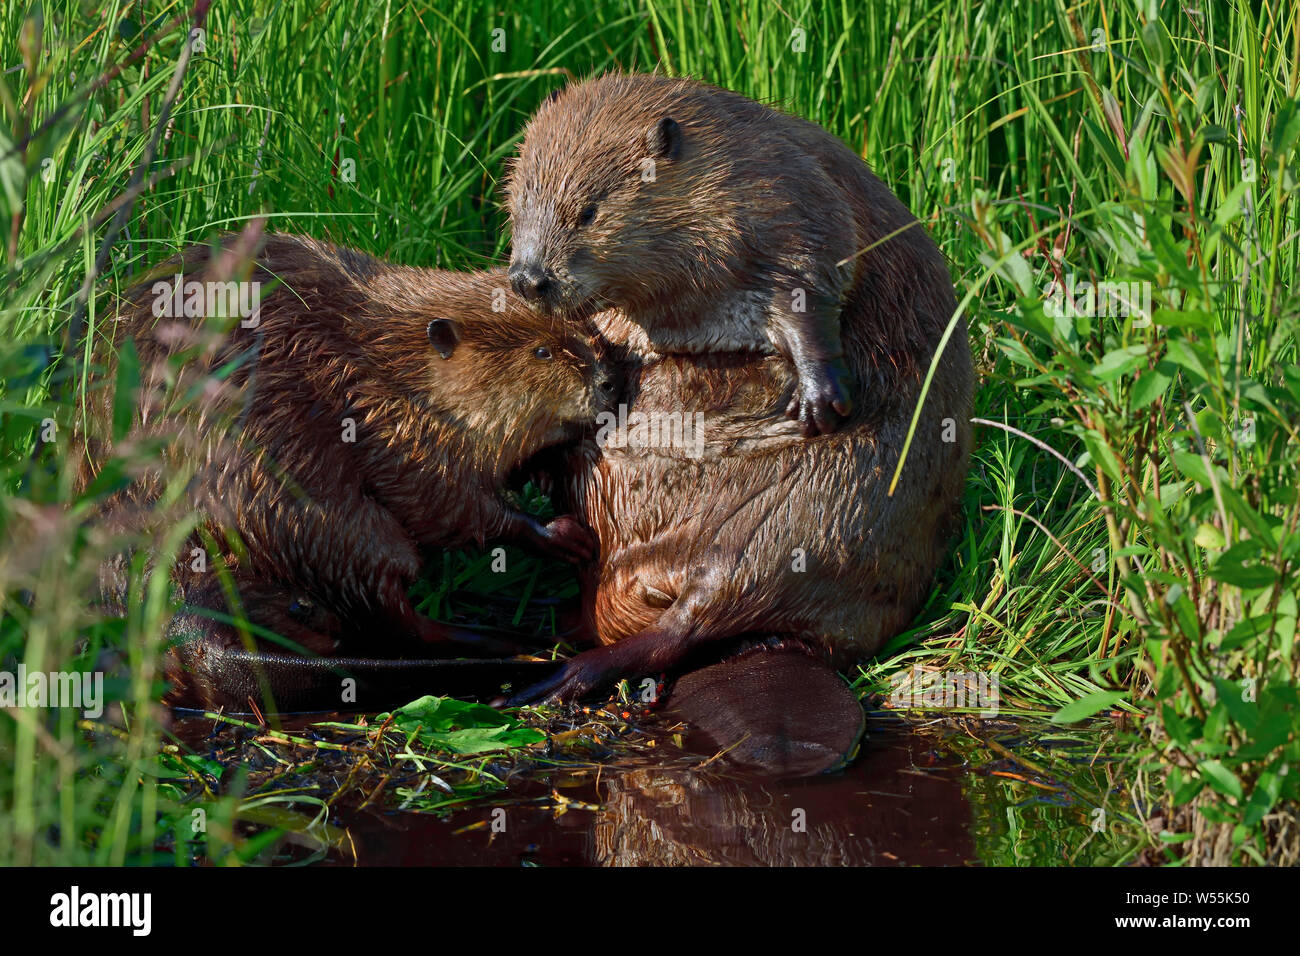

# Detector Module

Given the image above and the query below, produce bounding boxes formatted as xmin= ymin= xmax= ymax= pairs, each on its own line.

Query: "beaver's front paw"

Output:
xmin=506 ymin=644 xmax=624 ymax=705
xmin=785 ymin=359 xmax=853 ymax=436
xmin=527 ymin=514 xmax=597 ymax=563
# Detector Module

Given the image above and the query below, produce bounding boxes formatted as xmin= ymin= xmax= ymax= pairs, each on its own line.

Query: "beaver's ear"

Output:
xmin=646 ymin=117 xmax=681 ymax=160
xmin=427 ymin=318 xmax=459 ymax=360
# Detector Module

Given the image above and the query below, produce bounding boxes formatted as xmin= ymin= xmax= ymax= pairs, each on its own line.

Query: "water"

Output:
xmin=322 ymin=728 xmax=974 ymax=865
xmin=187 ymin=716 xmax=1125 ymax=867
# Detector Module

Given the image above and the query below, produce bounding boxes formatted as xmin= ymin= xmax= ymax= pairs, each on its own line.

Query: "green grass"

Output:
xmin=2 ymin=0 xmax=1297 ymax=865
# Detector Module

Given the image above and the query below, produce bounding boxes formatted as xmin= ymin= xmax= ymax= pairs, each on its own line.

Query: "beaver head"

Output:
xmin=368 ymin=295 xmax=618 ymax=459
xmin=505 ymin=74 xmax=745 ymax=319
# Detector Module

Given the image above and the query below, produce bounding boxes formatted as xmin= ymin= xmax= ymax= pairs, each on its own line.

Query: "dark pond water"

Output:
xmin=168 ymin=707 xmax=1128 ymax=867
xmin=306 ymin=722 xmax=1125 ymax=867
xmin=327 ymin=729 xmax=973 ymax=866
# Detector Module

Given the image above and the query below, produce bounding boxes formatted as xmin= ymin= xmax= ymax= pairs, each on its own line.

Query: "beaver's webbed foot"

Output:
xmin=521 ymin=514 xmax=597 ymax=563
xmin=506 ymin=640 xmax=644 ymax=705
xmin=785 ymin=357 xmax=853 ymax=436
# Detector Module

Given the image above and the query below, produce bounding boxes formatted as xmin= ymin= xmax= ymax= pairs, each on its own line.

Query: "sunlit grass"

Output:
xmin=1 ymin=0 xmax=1296 ymax=864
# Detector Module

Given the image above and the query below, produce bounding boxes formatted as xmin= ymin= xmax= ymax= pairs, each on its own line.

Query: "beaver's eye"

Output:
xmin=577 ymin=204 xmax=597 ymax=227
xmin=533 ymin=346 xmax=553 ymax=361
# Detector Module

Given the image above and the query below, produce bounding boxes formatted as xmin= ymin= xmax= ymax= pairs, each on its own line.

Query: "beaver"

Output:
xmin=506 ymin=73 xmax=938 ymax=437
xmin=509 ymin=335 xmax=971 ymax=697
xmin=77 ymin=234 xmax=616 ymax=706
xmin=504 ymin=74 xmax=973 ymax=717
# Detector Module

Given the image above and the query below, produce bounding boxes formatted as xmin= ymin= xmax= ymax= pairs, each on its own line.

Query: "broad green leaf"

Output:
xmin=1050 ymin=689 xmax=1126 ymax=724
xmin=1165 ymin=339 xmax=1211 ymax=383
xmin=1154 ymin=308 xmax=1214 ymax=329
xmin=381 ymin=695 xmax=545 ymax=755
xmin=1130 ymin=363 xmax=1172 ymax=407
xmin=1208 ymin=558 xmax=1276 ymax=589
xmin=1080 ymin=430 xmax=1124 ymax=483
xmin=1242 ymin=769 xmax=1282 ymax=827
xmin=1194 ymin=523 xmax=1225 ymax=549
xmin=1199 ymin=760 xmax=1243 ymax=801
xmin=1091 ymin=344 xmax=1147 ymax=381
xmin=1171 ymin=449 xmax=1213 ymax=487
xmin=1213 ymin=677 xmax=1260 ymax=732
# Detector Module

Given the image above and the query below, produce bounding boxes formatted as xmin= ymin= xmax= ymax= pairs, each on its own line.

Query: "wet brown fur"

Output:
xmin=569 ymin=336 xmax=970 ymax=673
xmin=78 ymin=234 xmax=614 ymax=669
xmin=505 ymin=76 xmax=974 ymax=702
xmin=506 ymin=73 xmax=948 ymax=435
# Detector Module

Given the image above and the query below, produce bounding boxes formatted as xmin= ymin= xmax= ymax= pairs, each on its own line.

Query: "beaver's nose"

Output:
xmin=593 ymin=372 xmax=619 ymax=410
xmin=510 ymin=263 xmax=552 ymax=302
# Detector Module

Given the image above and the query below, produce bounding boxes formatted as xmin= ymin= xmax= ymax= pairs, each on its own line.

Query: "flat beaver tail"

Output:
xmin=665 ymin=641 xmax=865 ymax=778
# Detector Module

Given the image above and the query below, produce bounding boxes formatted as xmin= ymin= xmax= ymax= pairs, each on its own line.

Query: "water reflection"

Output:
xmin=333 ymin=730 xmax=975 ymax=866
